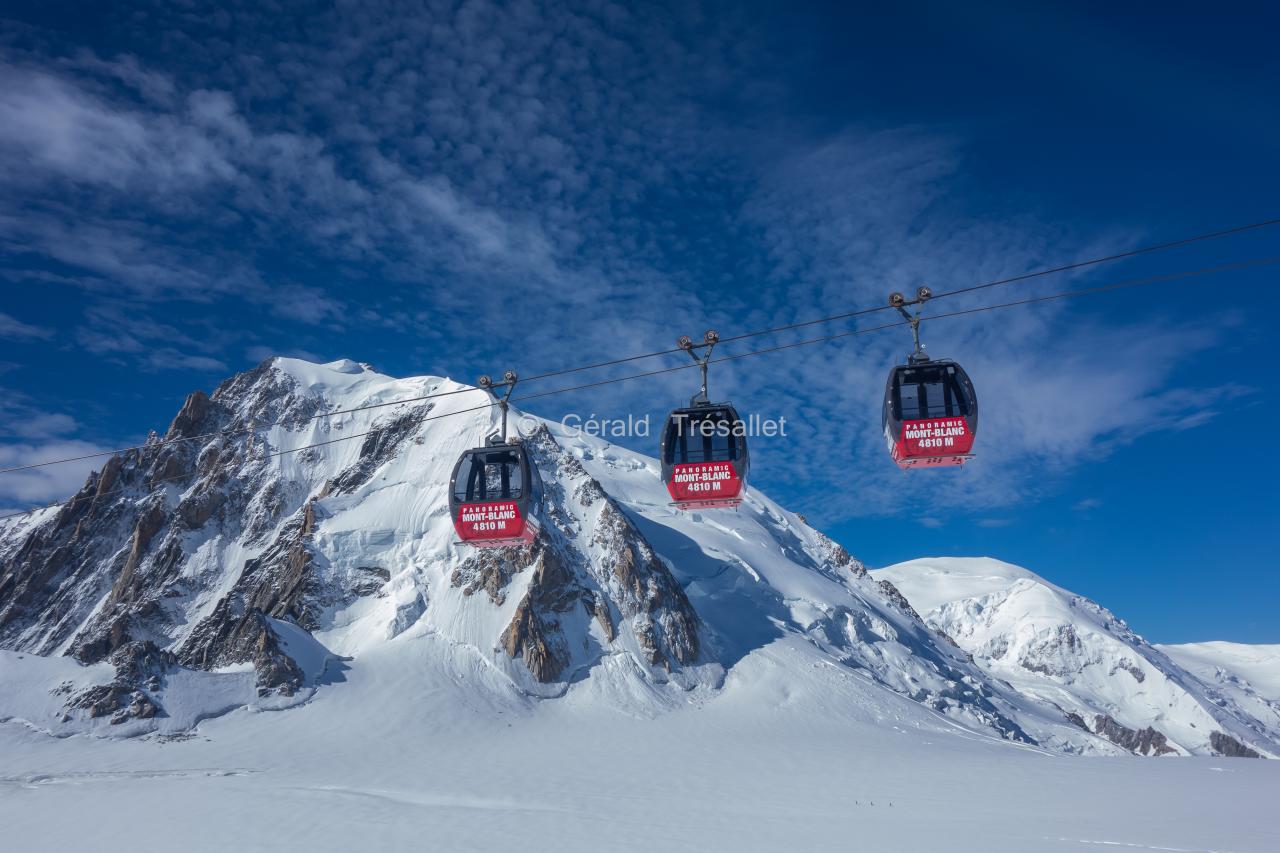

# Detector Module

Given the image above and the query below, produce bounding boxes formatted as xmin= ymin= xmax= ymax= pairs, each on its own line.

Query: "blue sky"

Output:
xmin=0 ymin=0 xmax=1277 ymax=643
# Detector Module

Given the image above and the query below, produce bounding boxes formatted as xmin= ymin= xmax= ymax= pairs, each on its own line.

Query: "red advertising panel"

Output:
xmin=667 ymin=461 xmax=743 ymax=506
xmin=454 ymin=501 xmax=533 ymax=545
xmin=893 ymin=417 xmax=974 ymax=468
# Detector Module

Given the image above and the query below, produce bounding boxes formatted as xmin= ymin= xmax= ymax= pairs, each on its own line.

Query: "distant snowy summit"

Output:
xmin=875 ymin=558 xmax=1278 ymax=757
xmin=0 ymin=358 xmax=1275 ymax=759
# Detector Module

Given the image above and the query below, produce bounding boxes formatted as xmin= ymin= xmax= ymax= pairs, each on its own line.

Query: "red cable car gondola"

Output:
xmin=449 ymin=372 xmax=543 ymax=548
xmin=882 ymin=288 xmax=978 ymax=468
xmin=660 ymin=331 xmax=750 ymax=509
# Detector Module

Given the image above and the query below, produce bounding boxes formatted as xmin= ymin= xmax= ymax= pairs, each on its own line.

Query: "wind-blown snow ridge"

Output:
xmin=875 ymin=557 xmax=1279 ymax=757
xmin=0 ymin=359 xmax=1273 ymax=760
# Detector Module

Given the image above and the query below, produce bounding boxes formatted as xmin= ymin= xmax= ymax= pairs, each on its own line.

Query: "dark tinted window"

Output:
xmin=895 ymin=365 xmax=971 ymax=420
xmin=454 ymin=449 xmax=525 ymax=502
xmin=665 ymin=408 xmax=741 ymax=463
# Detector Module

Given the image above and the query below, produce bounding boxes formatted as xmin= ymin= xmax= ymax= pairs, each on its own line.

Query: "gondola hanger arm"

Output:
xmin=889 ymin=287 xmax=932 ymax=363
xmin=677 ymin=330 xmax=719 ymax=405
xmin=478 ymin=370 xmax=519 ymax=442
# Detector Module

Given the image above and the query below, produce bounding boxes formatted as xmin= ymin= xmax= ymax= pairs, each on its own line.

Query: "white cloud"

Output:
xmin=0 ymin=12 xmax=1251 ymax=528
xmin=0 ymin=311 xmax=53 ymax=340
xmin=8 ymin=412 xmax=78 ymax=439
xmin=142 ymin=349 xmax=228 ymax=373
xmin=0 ymin=62 xmax=235 ymax=192
xmin=245 ymin=345 xmax=326 ymax=365
xmin=0 ymin=393 xmax=112 ymax=509
xmin=0 ymin=439 xmax=106 ymax=506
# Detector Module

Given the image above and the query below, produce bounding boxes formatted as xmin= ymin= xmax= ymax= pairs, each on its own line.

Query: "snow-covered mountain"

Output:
xmin=875 ymin=558 xmax=1279 ymax=757
xmin=0 ymin=358 xmax=1077 ymax=748
xmin=0 ymin=358 xmax=1273 ymax=763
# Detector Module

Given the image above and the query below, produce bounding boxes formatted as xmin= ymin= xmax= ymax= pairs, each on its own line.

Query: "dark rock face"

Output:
xmin=1091 ymin=714 xmax=1176 ymax=756
xmin=69 ymin=682 xmax=161 ymax=724
xmin=1210 ymin=731 xmax=1261 ymax=758
xmin=110 ymin=640 xmax=175 ymax=684
xmin=451 ymin=540 xmax=576 ymax=682
xmin=452 ymin=546 xmax=534 ymax=607
xmin=328 ymin=405 xmax=433 ymax=495
xmin=500 ymin=548 xmax=579 ymax=682
xmin=811 ymin=531 xmax=867 ymax=579
xmin=177 ymin=504 xmax=318 ymax=690
xmin=589 ymin=494 xmax=699 ymax=668
xmin=168 ymin=390 xmax=213 ymax=440
xmin=251 ymin=618 xmax=306 ymax=696
xmin=1112 ymin=659 xmax=1146 ymax=683
xmin=1019 ymin=625 xmax=1088 ymax=677
xmin=350 ymin=567 xmax=390 ymax=598
xmin=66 ymin=641 xmax=173 ymax=725
xmin=0 ymin=360 xmax=340 ymax=698
xmin=876 ymin=579 xmax=923 ymax=622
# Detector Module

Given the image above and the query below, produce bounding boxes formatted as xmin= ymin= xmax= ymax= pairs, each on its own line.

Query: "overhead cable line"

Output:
xmin=0 ymin=234 xmax=1274 ymax=480
xmin=3 ymin=217 xmax=1278 ymax=480
xmin=0 ymin=401 xmax=492 ymax=522
xmin=2 ymin=218 xmax=1275 ymax=479
xmin=513 ymin=255 xmax=1278 ymax=400
xmin=2 ymin=254 xmax=1272 ymax=522
xmin=533 ymin=217 xmax=1280 ymax=360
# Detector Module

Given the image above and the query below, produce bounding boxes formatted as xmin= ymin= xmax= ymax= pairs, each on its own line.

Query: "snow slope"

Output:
xmin=875 ymin=558 xmax=1280 ymax=758
xmin=1159 ymin=642 xmax=1280 ymax=738
xmin=3 ymin=639 xmax=1279 ymax=853
xmin=1161 ymin=642 xmax=1280 ymax=699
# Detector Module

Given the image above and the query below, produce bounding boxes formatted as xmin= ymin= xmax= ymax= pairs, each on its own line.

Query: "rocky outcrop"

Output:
xmin=452 ymin=545 xmax=535 ymax=606
xmin=1018 ymin=625 xmax=1094 ymax=678
xmin=880 ymin=576 xmax=967 ymax=654
xmin=1210 ymin=731 xmax=1261 ymax=758
xmin=64 ymin=641 xmax=172 ymax=726
xmin=108 ymin=499 xmax=171 ymax=610
xmin=178 ymin=601 xmax=304 ymax=695
xmin=68 ymin=682 xmax=161 ymax=725
xmin=499 ymin=547 xmax=580 ymax=682
xmin=811 ymin=530 xmax=867 ymax=578
xmin=167 ymin=390 xmax=213 ymax=440
xmin=1091 ymin=714 xmax=1176 ymax=756
xmin=591 ymin=496 xmax=699 ymax=668
xmin=329 ymin=404 xmax=433 ymax=495
xmin=876 ymin=578 xmax=923 ymax=622
xmin=178 ymin=504 xmax=318 ymax=689
xmin=251 ymin=618 xmax=306 ymax=696
xmin=110 ymin=640 xmax=174 ymax=686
